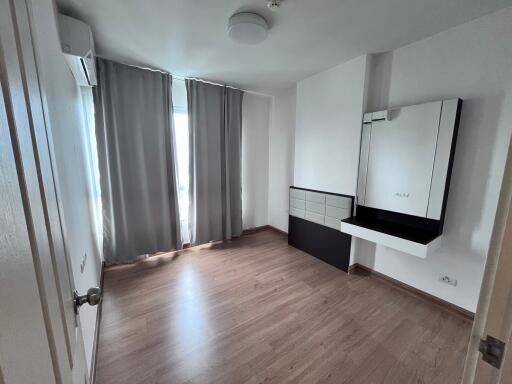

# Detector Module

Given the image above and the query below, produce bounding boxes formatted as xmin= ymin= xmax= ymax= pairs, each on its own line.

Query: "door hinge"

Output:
xmin=479 ymin=335 xmax=506 ymax=369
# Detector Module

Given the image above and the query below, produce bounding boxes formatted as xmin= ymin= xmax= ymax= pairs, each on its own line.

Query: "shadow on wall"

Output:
xmin=443 ymin=94 xmax=505 ymax=257
xmin=352 ymin=238 xmax=376 ymax=268
xmin=366 ymin=51 xmax=393 ymax=112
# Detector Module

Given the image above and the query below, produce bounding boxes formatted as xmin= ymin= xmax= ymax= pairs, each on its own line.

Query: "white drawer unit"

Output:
xmin=305 ymin=211 xmax=324 ymax=225
xmin=288 ymin=187 xmax=355 ymax=272
xmin=290 ymin=207 xmax=305 ymax=218
xmin=325 ymin=205 xmax=350 ymax=220
xmin=306 ymin=201 xmax=325 ymax=215
xmin=306 ymin=191 xmax=326 ymax=204
xmin=324 ymin=216 xmax=342 ymax=230
xmin=289 ymin=187 xmax=353 ymax=231
xmin=325 ymin=194 xmax=351 ymax=209
xmin=290 ymin=198 xmax=306 ymax=210
xmin=290 ymin=188 xmax=306 ymax=200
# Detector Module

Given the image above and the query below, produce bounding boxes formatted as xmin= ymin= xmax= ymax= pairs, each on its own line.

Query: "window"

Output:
xmin=172 ymin=79 xmax=190 ymax=244
xmin=80 ymin=86 xmax=102 ymax=253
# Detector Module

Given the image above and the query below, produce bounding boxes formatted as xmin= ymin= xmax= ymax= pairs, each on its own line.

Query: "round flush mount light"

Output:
xmin=228 ymin=12 xmax=268 ymax=45
xmin=267 ymin=0 xmax=282 ymax=9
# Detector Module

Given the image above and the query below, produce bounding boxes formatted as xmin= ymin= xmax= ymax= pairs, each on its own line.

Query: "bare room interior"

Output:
xmin=1 ymin=0 xmax=512 ymax=383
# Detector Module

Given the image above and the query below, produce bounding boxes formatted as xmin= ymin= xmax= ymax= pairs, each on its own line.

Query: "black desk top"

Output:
xmin=342 ymin=216 xmax=439 ymax=245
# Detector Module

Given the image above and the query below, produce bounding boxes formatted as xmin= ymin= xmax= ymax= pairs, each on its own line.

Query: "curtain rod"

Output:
xmin=96 ymin=54 xmax=271 ymax=97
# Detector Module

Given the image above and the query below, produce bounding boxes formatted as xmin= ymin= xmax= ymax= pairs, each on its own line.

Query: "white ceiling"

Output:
xmin=57 ymin=0 xmax=512 ymax=94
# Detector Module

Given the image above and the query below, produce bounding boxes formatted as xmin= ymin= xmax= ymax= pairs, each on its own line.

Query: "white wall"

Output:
xmin=242 ymin=93 xmax=271 ymax=229
xmin=30 ymin=1 xmax=102 ymax=373
xmin=294 ymin=55 xmax=369 ymax=195
xmin=356 ymin=7 xmax=512 ymax=312
xmin=268 ymin=88 xmax=297 ymax=232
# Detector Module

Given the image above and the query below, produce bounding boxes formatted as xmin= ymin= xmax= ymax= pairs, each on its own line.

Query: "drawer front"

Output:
xmin=324 ymin=216 xmax=341 ymax=230
xmin=305 ymin=211 xmax=324 ymax=225
xmin=306 ymin=201 xmax=325 ymax=215
xmin=290 ymin=188 xmax=306 ymax=200
xmin=290 ymin=207 xmax=305 ymax=219
xmin=325 ymin=205 xmax=351 ymax=220
xmin=290 ymin=198 xmax=306 ymax=210
xmin=325 ymin=194 xmax=351 ymax=209
xmin=306 ymin=191 xmax=326 ymax=204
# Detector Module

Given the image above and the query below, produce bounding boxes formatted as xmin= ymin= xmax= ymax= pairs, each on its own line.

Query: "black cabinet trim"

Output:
xmin=290 ymin=186 xmax=354 ymax=201
xmin=438 ymin=98 xmax=463 ymax=232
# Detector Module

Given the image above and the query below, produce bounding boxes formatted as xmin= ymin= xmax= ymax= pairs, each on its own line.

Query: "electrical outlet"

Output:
xmin=80 ymin=252 xmax=87 ymax=273
xmin=440 ymin=275 xmax=457 ymax=287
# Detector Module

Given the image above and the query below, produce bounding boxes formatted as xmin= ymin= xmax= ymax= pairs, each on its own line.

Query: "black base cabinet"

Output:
xmin=288 ymin=215 xmax=352 ymax=272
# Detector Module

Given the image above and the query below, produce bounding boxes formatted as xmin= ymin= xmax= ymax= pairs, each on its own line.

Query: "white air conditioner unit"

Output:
xmin=58 ymin=14 xmax=97 ymax=86
xmin=363 ymin=110 xmax=392 ymax=123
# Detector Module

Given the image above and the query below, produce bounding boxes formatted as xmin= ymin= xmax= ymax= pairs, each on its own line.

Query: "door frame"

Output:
xmin=462 ymin=131 xmax=512 ymax=382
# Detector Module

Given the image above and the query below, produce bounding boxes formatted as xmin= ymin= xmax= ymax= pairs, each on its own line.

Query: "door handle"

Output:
xmin=73 ymin=287 xmax=102 ymax=313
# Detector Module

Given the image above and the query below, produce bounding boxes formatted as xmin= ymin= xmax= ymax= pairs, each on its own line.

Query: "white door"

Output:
xmin=0 ymin=0 xmax=90 ymax=382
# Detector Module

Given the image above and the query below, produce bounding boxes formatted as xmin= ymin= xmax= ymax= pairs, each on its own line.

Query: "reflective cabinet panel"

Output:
xmin=358 ymin=99 xmax=460 ymax=220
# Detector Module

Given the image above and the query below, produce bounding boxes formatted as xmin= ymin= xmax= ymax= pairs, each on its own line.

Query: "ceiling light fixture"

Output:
xmin=228 ymin=12 xmax=269 ymax=45
xmin=267 ymin=0 xmax=282 ymax=9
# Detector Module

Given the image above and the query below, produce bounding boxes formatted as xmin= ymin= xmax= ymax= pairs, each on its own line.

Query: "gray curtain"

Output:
xmin=186 ymin=79 xmax=243 ymax=245
xmin=94 ymin=59 xmax=181 ymax=264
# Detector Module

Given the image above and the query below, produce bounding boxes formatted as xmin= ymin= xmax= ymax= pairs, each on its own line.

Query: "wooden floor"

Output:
xmin=95 ymin=229 xmax=471 ymax=384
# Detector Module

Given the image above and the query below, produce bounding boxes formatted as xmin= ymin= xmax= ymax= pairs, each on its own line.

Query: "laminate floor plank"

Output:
xmin=95 ymin=229 xmax=471 ymax=384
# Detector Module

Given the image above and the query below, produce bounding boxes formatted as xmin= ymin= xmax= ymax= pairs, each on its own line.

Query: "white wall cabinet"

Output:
xmin=340 ymin=98 xmax=462 ymax=258
xmin=357 ymin=99 xmax=460 ymax=220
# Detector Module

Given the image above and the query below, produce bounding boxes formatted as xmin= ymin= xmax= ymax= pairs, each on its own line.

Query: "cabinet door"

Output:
xmin=364 ymin=101 xmax=442 ymax=217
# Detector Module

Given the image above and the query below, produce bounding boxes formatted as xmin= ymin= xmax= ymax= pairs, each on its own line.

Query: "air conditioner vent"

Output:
xmin=58 ymin=14 xmax=97 ymax=87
